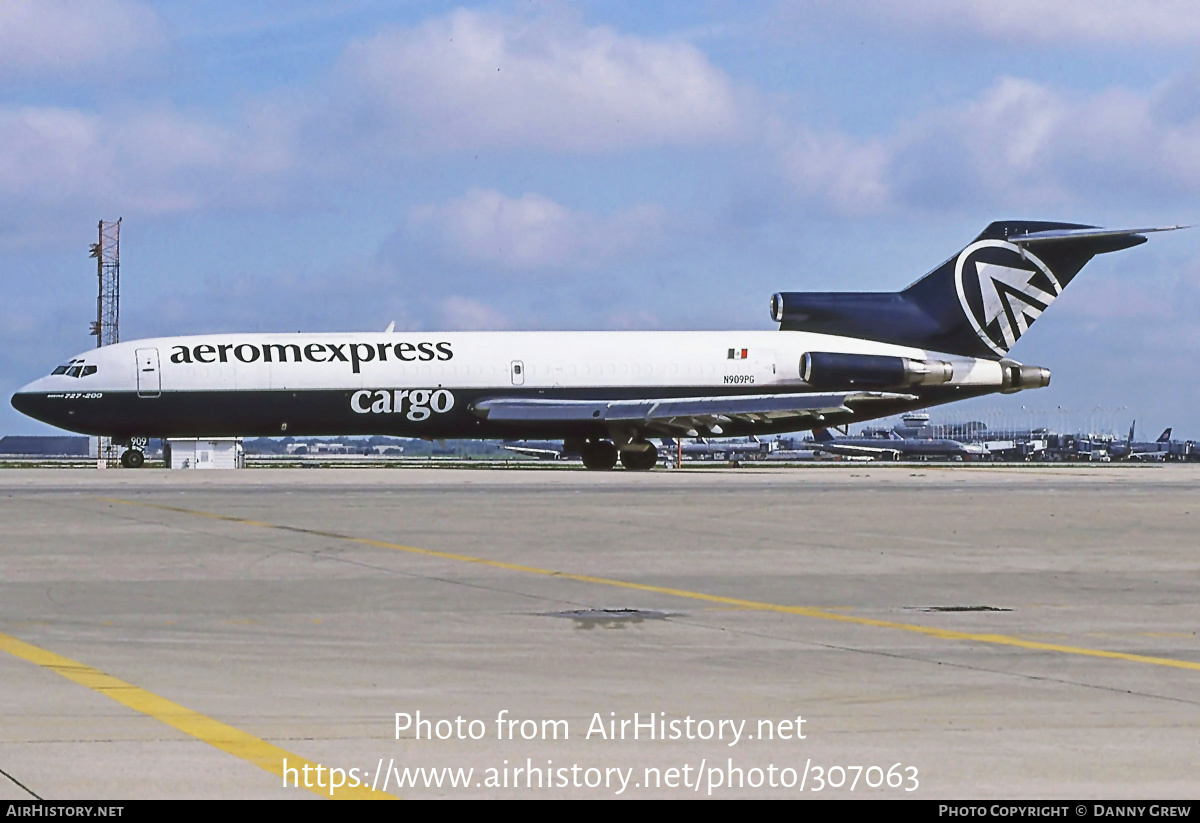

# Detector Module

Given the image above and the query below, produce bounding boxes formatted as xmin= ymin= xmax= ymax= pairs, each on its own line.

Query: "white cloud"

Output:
xmin=114 ymin=107 xmax=296 ymax=179
xmin=771 ymin=75 xmax=1200 ymax=214
xmin=337 ymin=8 xmax=743 ymax=152
xmin=437 ymin=296 xmax=512 ymax=331
xmin=0 ymin=108 xmax=100 ymax=203
xmin=0 ymin=0 xmax=168 ymax=78
xmin=776 ymin=126 xmax=891 ymax=215
xmin=786 ymin=0 xmax=1200 ymax=46
xmin=408 ymin=188 xmax=663 ymax=272
xmin=0 ymin=104 xmax=298 ymax=218
xmin=891 ymin=76 xmax=1200 ymax=206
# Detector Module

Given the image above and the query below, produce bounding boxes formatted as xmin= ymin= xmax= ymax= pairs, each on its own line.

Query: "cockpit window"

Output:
xmin=50 ymin=357 xmax=96 ymax=376
xmin=52 ymin=358 xmax=84 ymax=376
xmin=51 ymin=359 xmax=96 ymax=378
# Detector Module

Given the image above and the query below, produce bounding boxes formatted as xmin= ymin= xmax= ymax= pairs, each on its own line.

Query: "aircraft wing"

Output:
xmin=473 ymin=391 xmax=915 ymax=436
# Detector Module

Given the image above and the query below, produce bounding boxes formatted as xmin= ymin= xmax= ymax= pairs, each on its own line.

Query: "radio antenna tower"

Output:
xmin=89 ymin=218 xmax=121 ymax=347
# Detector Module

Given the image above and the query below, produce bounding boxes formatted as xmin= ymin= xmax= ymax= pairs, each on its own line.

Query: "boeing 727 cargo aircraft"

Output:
xmin=11 ymin=222 xmax=1184 ymax=469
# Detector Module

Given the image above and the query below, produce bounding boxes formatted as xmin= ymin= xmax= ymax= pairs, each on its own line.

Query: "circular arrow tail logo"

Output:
xmin=954 ymin=240 xmax=1061 ymax=355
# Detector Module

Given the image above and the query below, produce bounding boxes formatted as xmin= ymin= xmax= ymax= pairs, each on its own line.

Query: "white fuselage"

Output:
xmin=12 ymin=329 xmax=1012 ymax=441
xmin=21 ymin=330 xmax=1005 ymax=393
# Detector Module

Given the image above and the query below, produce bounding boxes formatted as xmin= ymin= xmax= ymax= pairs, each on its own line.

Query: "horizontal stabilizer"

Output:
xmin=1008 ymin=225 xmax=1190 ymax=245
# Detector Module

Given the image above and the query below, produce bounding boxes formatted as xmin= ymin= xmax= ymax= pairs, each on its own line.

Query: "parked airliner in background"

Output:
xmin=11 ymin=221 xmax=1185 ymax=469
xmin=809 ymin=427 xmax=988 ymax=461
xmin=501 ymin=440 xmax=574 ymax=460
xmin=1108 ymin=422 xmax=1173 ymax=461
xmin=660 ymin=436 xmax=772 ymax=460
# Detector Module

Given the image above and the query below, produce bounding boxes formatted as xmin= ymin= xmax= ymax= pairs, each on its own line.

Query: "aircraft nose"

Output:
xmin=11 ymin=382 xmax=53 ymax=425
xmin=11 ymin=389 xmax=34 ymax=416
xmin=11 ymin=378 xmax=101 ymax=434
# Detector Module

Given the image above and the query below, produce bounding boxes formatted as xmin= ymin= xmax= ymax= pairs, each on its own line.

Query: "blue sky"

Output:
xmin=3 ymin=1 xmax=1198 ymax=437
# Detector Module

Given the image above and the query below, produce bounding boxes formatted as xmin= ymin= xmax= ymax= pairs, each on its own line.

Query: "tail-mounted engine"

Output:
xmin=1000 ymin=360 xmax=1051 ymax=393
xmin=800 ymin=351 xmax=954 ymax=390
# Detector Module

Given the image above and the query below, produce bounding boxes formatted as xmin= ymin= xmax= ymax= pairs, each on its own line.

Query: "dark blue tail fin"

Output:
xmin=812 ymin=427 xmax=835 ymax=442
xmin=773 ymin=222 xmax=1183 ymax=359
xmin=1157 ymin=428 xmax=1172 ymax=443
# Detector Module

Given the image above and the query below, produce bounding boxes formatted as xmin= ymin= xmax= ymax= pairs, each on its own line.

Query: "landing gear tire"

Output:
xmin=620 ymin=443 xmax=659 ymax=471
xmin=120 ymin=448 xmax=145 ymax=469
xmin=581 ymin=440 xmax=619 ymax=471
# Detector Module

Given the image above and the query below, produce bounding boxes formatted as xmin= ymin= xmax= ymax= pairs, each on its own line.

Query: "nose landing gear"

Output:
xmin=118 ymin=436 xmax=149 ymax=468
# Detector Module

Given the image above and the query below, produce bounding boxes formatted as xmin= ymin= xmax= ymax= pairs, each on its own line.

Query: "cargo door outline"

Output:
xmin=136 ymin=348 xmax=161 ymax=398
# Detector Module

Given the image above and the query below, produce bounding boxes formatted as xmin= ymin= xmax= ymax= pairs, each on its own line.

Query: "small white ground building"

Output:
xmin=166 ymin=438 xmax=244 ymax=470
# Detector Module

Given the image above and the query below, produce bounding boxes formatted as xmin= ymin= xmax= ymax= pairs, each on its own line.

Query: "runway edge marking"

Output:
xmin=98 ymin=496 xmax=1200 ymax=673
xmin=0 ymin=631 xmax=396 ymax=800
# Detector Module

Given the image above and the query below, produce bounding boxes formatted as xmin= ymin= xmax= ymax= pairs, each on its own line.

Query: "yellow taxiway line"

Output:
xmin=96 ymin=496 xmax=1200 ymax=673
xmin=0 ymin=630 xmax=394 ymax=800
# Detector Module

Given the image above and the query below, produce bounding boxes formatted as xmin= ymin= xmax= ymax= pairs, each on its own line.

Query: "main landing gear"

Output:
xmin=579 ymin=439 xmax=659 ymax=471
xmin=619 ymin=442 xmax=659 ymax=471
xmin=580 ymin=439 xmax=618 ymax=471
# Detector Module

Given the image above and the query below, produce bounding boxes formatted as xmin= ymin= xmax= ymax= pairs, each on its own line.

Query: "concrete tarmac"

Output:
xmin=1 ymin=465 xmax=1198 ymax=799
